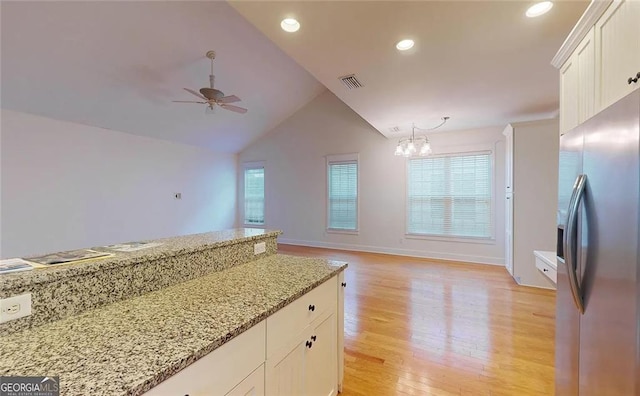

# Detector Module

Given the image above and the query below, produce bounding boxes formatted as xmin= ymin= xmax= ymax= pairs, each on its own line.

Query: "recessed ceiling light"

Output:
xmin=396 ymin=39 xmax=414 ymax=51
xmin=281 ymin=18 xmax=300 ymax=33
xmin=526 ymin=1 xmax=553 ymax=17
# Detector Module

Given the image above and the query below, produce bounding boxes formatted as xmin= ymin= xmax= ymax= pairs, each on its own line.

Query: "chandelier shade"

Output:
xmin=394 ymin=117 xmax=449 ymax=158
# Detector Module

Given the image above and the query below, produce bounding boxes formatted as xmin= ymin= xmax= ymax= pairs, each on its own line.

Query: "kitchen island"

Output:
xmin=0 ymin=230 xmax=347 ymax=395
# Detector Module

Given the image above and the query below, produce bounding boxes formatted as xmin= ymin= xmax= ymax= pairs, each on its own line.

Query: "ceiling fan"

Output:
xmin=173 ymin=51 xmax=248 ymax=114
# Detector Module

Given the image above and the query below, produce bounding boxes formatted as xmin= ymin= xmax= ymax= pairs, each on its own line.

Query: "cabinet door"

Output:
xmin=576 ymin=27 xmax=596 ymax=123
xmin=304 ymin=313 xmax=338 ymax=396
xmin=225 ymin=365 xmax=265 ymax=396
xmin=560 ymin=56 xmax=579 ymax=135
xmin=265 ymin=339 xmax=305 ymax=396
xmin=595 ymin=0 xmax=640 ymax=111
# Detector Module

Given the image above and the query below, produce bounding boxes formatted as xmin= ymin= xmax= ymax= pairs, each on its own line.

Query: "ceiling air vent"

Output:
xmin=389 ymin=126 xmax=401 ymax=133
xmin=339 ymin=74 xmax=364 ymax=90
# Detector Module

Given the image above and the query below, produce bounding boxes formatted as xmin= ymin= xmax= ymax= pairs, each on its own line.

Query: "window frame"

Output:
xmin=243 ymin=161 xmax=265 ymax=228
xmin=326 ymin=153 xmax=360 ymax=235
xmin=404 ymin=149 xmax=495 ymax=243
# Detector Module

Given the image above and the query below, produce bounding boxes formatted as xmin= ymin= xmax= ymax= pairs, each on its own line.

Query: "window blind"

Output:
xmin=328 ymin=161 xmax=358 ymax=231
xmin=244 ymin=167 xmax=264 ymax=225
xmin=408 ymin=153 xmax=492 ymax=238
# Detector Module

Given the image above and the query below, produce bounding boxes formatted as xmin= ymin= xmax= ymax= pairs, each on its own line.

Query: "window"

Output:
xmin=244 ymin=164 xmax=264 ymax=226
xmin=327 ymin=154 xmax=358 ymax=232
xmin=407 ymin=152 xmax=492 ymax=239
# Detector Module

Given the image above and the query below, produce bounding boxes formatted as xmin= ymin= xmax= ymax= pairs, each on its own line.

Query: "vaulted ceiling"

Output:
xmin=230 ymin=1 xmax=589 ymax=137
xmin=0 ymin=1 xmax=325 ymax=153
xmin=1 ymin=1 xmax=588 ymax=152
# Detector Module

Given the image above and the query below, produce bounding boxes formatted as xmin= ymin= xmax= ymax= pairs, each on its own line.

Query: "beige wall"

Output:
xmin=239 ymin=91 xmax=507 ymax=265
xmin=512 ymin=119 xmax=559 ymax=288
xmin=1 ymin=109 xmax=237 ymax=258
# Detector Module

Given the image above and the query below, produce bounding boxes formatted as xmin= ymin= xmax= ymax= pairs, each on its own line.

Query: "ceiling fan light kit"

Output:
xmin=172 ymin=50 xmax=248 ymax=114
xmin=394 ymin=117 xmax=450 ymax=158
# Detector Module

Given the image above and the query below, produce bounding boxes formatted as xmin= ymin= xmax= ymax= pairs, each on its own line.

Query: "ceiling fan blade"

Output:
xmin=217 ymin=95 xmax=241 ymax=104
xmin=172 ymin=100 xmax=207 ymax=104
xmin=183 ymin=88 xmax=207 ymax=100
xmin=221 ymin=104 xmax=248 ymax=114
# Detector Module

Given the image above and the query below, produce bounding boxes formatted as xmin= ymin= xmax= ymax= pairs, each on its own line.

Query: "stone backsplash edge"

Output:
xmin=0 ymin=235 xmax=278 ymax=335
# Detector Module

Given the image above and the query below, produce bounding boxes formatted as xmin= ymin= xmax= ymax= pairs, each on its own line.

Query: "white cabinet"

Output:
xmin=534 ymin=251 xmax=558 ymax=286
xmin=267 ymin=312 xmax=337 ymax=396
xmin=143 ymin=321 xmax=266 ymax=396
xmin=576 ymin=29 xmax=596 ymax=124
xmin=143 ymin=273 xmax=346 ymax=396
xmin=555 ymin=0 xmax=639 ymax=134
xmin=560 ymin=55 xmax=579 ymax=135
xmin=304 ymin=313 xmax=337 ymax=396
xmin=266 ymin=277 xmax=339 ymax=396
xmin=226 ymin=365 xmax=265 ymax=396
xmin=595 ymin=0 xmax=640 ymax=111
xmin=266 ymin=338 xmax=305 ymax=395
xmin=560 ymin=28 xmax=596 ymax=135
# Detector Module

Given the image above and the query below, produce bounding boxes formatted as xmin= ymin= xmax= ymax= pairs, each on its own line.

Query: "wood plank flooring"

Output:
xmin=278 ymin=245 xmax=556 ymax=396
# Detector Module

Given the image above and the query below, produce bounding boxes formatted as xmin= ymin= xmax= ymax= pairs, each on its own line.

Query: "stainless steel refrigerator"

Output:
xmin=556 ymin=89 xmax=639 ymax=395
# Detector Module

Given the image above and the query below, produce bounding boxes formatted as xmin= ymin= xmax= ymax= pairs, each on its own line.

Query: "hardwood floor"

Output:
xmin=278 ymin=245 xmax=556 ymax=396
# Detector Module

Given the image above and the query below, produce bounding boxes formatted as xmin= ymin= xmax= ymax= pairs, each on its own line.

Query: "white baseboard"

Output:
xmin=278 ymin=238 xmax=504 ymax=266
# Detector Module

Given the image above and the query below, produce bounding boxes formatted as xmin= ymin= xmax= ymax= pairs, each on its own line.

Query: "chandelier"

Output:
xmin=394 ymin=117 xmax=449 ymax=157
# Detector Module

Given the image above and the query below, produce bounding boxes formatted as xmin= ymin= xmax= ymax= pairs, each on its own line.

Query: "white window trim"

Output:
xmin=404 ymin=147 xmax=496 ymax=242
xmin=326 ymin=153 xmax=360 ymax=234
xmin=243 ymin=161 xmax=266 ymax=228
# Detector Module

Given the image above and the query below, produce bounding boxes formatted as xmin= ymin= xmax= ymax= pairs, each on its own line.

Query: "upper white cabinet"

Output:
xmin=560 ymin=27 xmax=595 ymax=135
xmin=560 ymin=52 xmax=579 ymax=134
xmin=595 ymin=0 xmax=640 ymax=110
xmin=554 ymin=0 xmax=639 ymax=135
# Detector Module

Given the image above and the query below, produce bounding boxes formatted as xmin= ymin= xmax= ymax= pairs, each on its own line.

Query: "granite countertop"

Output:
xmin=534 ymin=250 xmax=558 ymax=270
xmin=0 ymin=228 xmax=281 ymax=291
xmin=0 ymin=254 xmax=347 ymax=396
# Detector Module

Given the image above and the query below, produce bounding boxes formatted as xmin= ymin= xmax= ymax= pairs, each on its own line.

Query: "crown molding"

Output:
xmin=551 ymin=0 xmax=612 ymax=69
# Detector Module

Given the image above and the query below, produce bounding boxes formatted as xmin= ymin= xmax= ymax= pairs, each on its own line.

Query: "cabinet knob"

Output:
xmin=306 ymin=340 xmax=313 ymax=348
xmin=308 ymin=304 xmax=315 ymax=312
xmin=543 ymin=268 xmax=548 ymax=272
xmin=311 ymin=335 xmax=317 ymax=341
xmin=341 ymin=282 xmax=347 ymax=287
xmin=628 ymin=73 xmax=639 ymax=84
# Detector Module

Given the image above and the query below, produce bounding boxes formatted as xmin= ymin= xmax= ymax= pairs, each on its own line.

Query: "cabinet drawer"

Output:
xmin=225 ymin=364 xmax=265 ymax=396
xmin=266 ymin=277 xmax=337 ymax=357
xmin=536 ymin=257 xmax=557 ymax=284
xmin=143 ymin=321 xmax=266 ymax=396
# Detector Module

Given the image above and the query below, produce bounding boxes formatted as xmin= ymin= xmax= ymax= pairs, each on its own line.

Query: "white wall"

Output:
xmin=512 ymin=119 xmax=559 ymax=288
xmin=239 ymin=91 xmax=506 ymax=265
xmin=1 ymin=109 xmax=237 ymax=258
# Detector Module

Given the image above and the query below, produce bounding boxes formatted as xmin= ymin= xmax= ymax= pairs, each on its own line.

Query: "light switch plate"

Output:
xmin=254 ymin=242 xmax=266 ymax=255
xmin=0 ymin=293 xmax=32 ymax=323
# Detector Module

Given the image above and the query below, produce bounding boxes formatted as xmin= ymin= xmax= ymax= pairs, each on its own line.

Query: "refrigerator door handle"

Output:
xmin=564 ymin=174 xmax=587 ymax=314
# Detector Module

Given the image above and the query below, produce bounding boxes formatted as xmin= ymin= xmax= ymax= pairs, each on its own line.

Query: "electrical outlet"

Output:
xmin=254 ymin=242 xmax=266 ymax=255
xmin=0 ymin=293 xmax=32 ymax=324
